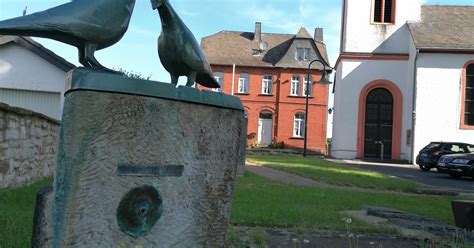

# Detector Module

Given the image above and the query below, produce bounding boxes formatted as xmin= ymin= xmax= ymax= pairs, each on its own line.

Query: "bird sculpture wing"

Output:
xmin=181 ymin=36 xmax=220 ymax=89
xmin=0 ymin=0 xmax=127 ymax=49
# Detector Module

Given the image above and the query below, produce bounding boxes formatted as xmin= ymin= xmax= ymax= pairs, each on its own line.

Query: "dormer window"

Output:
xmin=372 ymin=0 xmax=395 ymax=24
xmin=296 ymin=48 xmax=310 ymax=61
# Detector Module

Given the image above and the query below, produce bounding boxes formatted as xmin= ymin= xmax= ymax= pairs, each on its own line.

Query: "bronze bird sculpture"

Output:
xmin=151 ymin=0 xmax=220 ymax=88
xmin=0 ymin=0 xmax=136 ymax=72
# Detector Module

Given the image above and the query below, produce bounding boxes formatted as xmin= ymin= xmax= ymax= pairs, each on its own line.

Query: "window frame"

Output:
xmin=238 ymin=73 xmax=249 ymax=94
xmin=303 ymin=75 xmax=312 ymax=97
xmin=212 ymin=72 xmax=224 ymax=92
xmin=290 ymin=76 xmax=300 ymax=96
xmin=261 ymin=74 xmax=273 ymax=95
xmin=371 ymin=0 xmax=396 ymax=24
xmin=461 ymin=61 xmax=474 ymax=129
xmin=293 ymin=113 xmax=305 ymax=138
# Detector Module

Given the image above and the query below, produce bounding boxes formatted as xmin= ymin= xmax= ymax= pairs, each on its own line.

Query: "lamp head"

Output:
xmin=318 ymin=71 xmax=332 ymax=85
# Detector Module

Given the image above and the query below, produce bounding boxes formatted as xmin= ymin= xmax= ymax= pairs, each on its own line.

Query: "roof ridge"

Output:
xmin=218 ymin=30 xmax=295 ymax=36
xmin=422 ymin=4 xmax=474 ymax=7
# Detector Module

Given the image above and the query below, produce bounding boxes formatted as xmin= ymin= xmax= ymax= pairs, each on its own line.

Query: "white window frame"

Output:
xmin=261 ymin=75 xmax=273 ymax=95
xmin=295 ymin=48 xmax=303 ymax=60
xmin=293 ymin=113 xmax=305 ymax=137
xmin=212 ymin=72 xmax=224 ymax=92
xmin=291 ymin=76 xmax=300 ymax=96
xmin=304 ymin=48 xmax=310 ymax=61
xmin=303 ymin=75 xmax=312 ymax=96
xmin=238 ymin=73 xmax=249 ymax=94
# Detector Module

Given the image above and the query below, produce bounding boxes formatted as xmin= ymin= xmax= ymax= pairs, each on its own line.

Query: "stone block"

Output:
xmin=5 ymin=129 xmax=19 ymax=140
xmin=35 ymin=69 xmax=245 ymax=248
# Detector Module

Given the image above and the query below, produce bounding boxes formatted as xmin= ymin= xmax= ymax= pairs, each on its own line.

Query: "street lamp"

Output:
xmin=303 ymin=59 xmax=332 ymax=157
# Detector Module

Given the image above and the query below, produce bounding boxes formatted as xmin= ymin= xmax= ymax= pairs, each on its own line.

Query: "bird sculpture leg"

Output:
xmin=78 ymin=48 xmax=92 ymax=68
xmin=83 ymin=43 xmax=121 ymax=74
xmin=186 ymin=72 xmax=197 ymax=87
xmin=170 ymin=75 xmax=179 ymax=86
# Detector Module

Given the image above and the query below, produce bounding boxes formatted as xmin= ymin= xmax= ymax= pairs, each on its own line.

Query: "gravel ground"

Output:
xmin=227 ymin=226 xmax=420 ymax=248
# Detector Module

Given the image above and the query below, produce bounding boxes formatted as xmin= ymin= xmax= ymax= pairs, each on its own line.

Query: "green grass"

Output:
xmin=0 ymin=178 xmax=53 ymax=248
xmin=231 ymin=172 xmax=455 ymax=232
xmin=0 ymin=172 xmax=455 ymax=245
xmin=247 ymin=155 xmax=419 ymax=193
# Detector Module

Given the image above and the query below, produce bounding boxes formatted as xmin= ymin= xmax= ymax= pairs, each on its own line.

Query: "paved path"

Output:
xmin=333 ymin=159 xmax=474 ymax=194
xmin=245 ymin=164 xmax=324 ymax=188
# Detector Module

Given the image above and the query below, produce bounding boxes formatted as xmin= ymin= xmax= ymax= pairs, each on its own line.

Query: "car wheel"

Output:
xmin=419 ymin=164 xmax=431 ymax=171
xmin=449 ymin=172 xmax=462 ymax=178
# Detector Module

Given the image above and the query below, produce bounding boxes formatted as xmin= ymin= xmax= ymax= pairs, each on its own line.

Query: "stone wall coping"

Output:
xmin=0 ymin=102 xmax=60 ymax=125
xmin=66 ymin=68 xmax=245 ymax=111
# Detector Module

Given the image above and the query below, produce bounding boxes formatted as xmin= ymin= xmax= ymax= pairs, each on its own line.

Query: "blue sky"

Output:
xmin=0 ymin=0 xmax=472 ymax=83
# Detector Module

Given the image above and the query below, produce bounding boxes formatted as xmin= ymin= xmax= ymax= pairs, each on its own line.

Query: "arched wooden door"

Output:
xmin=364 ymin=88 xmax=393 ymax=159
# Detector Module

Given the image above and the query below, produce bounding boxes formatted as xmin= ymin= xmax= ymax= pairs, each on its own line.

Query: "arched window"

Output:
xmin=261 ymin=74 xmax=273 ymax=95
xmin=372 ymin=0 xmax=395 ymax=24
xmin=238 ymin=73 xmax=249 ymax=94
xmin=291 ymin=76 xmax=300 ymax=96
xmin=463 ymin=63 xmax=474 ymax=127
xmin=212 ymin=72 xmax=224 ymax=92
xmin=293 ymin=113 xmax=305 ymax=137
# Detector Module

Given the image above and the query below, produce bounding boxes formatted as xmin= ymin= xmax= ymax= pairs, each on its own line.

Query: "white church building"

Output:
xmin=331 ymin=0 xmax=474 ymax=162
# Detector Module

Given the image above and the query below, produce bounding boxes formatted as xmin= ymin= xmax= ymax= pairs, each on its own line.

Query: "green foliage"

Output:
xmin=231 ymin=172 xmax=455 ymax=231
xmin=246 ymin=155 xmax=419 ymax=193
xmin=115 ymin=68 xmax=152 ymax=80
xmin=0 ymin=178 xmax=53 ymax=247
xmin=249 ymin=227 xmax=265 ymax=247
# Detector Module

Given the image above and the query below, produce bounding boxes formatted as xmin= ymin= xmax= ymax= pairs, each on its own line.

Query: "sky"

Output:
xmin=0 ymin=0 xmax=473 ymax=136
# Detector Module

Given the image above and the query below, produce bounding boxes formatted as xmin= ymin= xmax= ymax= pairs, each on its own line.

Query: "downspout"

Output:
xmin=410 ymin=49 xmax=419 ymax=164
xmin=231 ymin=64 xmax=236 ymax=95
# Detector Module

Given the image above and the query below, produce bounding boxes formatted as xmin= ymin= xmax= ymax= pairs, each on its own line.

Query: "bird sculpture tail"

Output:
xmin=0 ymin=12 xmax=60 ymax=39
xmin=196 ymin=73 xmax=221 ymax=89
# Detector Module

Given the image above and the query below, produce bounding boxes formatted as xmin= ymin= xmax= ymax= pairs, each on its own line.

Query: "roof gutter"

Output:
xmin=410 ymin=49 xmax=419 ymax=164
xmin=418 ymin=48 xmax=474 ymax=54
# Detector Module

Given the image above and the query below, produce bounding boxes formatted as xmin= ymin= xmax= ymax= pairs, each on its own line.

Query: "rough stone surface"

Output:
xmin=0 ymin=103 xmax=59 ymax=189
xmin=363 ymin=206 xmax=474 ymax=244
xmin=32 ymin=187 xmax=54 ymax=248
xmin=46 ymin=90 xmax=244 ymax=247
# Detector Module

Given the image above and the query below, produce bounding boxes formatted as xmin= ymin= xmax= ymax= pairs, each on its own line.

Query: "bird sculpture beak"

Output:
xmin=150 ymin=0 xmax=159 ymax=10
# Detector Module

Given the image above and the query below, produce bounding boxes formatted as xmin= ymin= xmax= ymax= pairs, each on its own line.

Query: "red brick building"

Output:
xmin=200 ymin=23 xmax=332 ymax=153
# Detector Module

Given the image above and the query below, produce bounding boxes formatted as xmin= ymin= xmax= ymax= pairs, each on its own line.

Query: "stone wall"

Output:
xmin=0 ymin=103 xmax=59 ymax=189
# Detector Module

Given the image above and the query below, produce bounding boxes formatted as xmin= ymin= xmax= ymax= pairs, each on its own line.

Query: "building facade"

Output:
xmin=331 ymin=0 xmax=474 ymax=162
xmin=201 ymin=23 xmax=331 ymax=153
xmin=0 ymin=36 xmax=75 ymax=120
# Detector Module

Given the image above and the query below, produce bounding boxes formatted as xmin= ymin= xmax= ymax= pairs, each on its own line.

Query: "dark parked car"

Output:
xmin=437 ymin=153 xmax=474 ymax=179
xmin=416 ymin=142 xmax=474 ymax=171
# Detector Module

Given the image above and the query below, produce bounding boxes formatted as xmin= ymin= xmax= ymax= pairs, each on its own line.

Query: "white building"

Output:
xmin=0 ymin=36 xmax=75 ymax=120
xmin=331 ymin=0 xmax=474 ymax=162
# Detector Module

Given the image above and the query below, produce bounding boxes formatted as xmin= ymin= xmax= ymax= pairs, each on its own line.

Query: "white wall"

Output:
xmin=0 ymin=43 xmax=67 ymax=119
xmin=342 ymin=0 xmax=421 ymax=54
xmin=414 ymin=53 xmax=474 ymax=158
xmin=331 ymin=59 xmax=413 ymax=160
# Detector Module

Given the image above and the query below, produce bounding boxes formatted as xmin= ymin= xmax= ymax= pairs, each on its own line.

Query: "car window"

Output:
xmin=424 ymin=143 xmax=441 ymax=149
xmin=449 ymin=145 xmax=463 ymax=152
xmin=466 ymin=145 xmax=474 ymax=153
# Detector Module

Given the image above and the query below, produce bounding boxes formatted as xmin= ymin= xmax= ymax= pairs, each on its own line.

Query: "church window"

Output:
xmin=372 ymin=0 xmax=395 ymax=24
xmin=463 ymin=63 xmax=474 ymax=127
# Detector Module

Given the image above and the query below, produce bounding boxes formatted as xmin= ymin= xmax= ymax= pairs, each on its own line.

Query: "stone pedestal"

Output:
xmin=32 ymin=68 xmax=245 ymax=247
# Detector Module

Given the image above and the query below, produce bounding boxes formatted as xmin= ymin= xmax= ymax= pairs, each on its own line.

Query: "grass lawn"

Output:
xmin=0 ymin=178 xmax=52 ymax=248
xmin=231 ymin=172 xmax=455 ymax=232
xmin=0 ymin=172 xmax=455 ymax=245
xmin=247 ymin=155 xmax=419 ymax=193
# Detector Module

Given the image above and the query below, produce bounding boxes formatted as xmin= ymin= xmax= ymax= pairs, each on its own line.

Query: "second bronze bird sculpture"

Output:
xmin=0 ymin=0 xmax=136 ymax=72
xmin=151 ymin=0 xmax=220 ymax=88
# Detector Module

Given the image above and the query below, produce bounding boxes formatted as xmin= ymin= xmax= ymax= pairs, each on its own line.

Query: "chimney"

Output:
xmin=314 ymin=27 xmax=324 ymax=42
xmin=254 ymin=22 xmax=262 ymax=42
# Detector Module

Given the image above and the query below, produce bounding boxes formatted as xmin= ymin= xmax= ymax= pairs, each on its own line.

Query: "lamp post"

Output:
xmin=303 ymin=59 xmax=332 ymax=157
